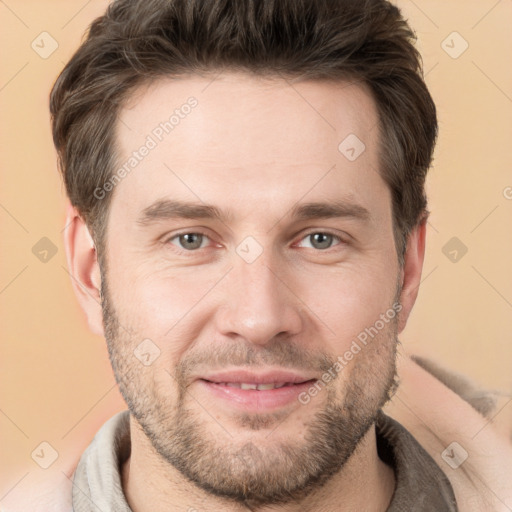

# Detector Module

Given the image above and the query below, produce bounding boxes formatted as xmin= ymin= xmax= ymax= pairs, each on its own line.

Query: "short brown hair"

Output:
xmin=50 ymin=0 xmax=437 ymax=265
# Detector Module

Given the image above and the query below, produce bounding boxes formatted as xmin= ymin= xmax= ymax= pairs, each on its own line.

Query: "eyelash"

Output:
xmin=165 ymin=229 xmax=347 ymax=254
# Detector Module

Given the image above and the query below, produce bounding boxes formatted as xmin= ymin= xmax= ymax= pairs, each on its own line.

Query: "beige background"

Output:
xmin=1 ymin=0 xmax=511 ymax=504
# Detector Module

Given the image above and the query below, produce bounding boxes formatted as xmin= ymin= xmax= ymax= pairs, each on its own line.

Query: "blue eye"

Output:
xmin=297 ymin=232 xmax=342 ymax=250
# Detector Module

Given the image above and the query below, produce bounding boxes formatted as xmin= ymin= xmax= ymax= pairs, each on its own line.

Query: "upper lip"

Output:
xmin=198 ymin=369 xmax=317 ymax=385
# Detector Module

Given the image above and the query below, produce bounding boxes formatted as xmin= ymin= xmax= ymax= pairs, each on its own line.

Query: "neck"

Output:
xmin=121 ymin=416 xmax=395 ymax=512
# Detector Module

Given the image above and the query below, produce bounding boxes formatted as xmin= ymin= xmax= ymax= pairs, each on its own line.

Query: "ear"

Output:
xmin=397 ymin=215 xmax=427 ymax=333
xmin=63 ymin=204 xmax=104 ymax=337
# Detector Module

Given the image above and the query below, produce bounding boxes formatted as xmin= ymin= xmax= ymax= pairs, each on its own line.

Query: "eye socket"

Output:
xmin=169 ymin=232 xmax=210 ymax=251
xmin=296 ymin=232 xmax=343 ymax=250
xmin=165 ymin=230 xmax=346 ymax=253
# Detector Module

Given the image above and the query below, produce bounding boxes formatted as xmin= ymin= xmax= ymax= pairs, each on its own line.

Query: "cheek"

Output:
xmin=107 ymin=265 xmax=223 ymax=358
xmin=296 ymin=261 xmax=398 ymax=353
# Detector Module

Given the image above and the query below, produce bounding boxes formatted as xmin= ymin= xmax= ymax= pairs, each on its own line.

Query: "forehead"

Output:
xmin=118 ymin=72 xmax=379 ymax=160
xmin=111 ymin=72 xmax=386 ymax=224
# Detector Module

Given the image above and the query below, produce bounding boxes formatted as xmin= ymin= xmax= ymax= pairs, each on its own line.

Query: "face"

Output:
xmin=100 ymin=73 xmax=402 ymax=506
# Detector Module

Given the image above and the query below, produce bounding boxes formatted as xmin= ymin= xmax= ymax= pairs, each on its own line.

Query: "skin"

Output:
xmin=64 ymin=72 xmax=428 ymax=511
xmin=388 ymin=352 xmax=512 ymax=512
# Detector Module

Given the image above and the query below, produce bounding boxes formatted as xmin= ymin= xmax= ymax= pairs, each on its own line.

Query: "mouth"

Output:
xmin=200 ymin=380 xmax=316 ymax=390
xmin=196 ymin=370 xmax=318 ymax=411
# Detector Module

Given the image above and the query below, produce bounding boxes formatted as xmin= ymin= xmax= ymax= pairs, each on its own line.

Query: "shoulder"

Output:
xmin=1 ymin=412 xmax=131 ymax=512
xmin=0 ymin=465 xmax=76 ymax=512
xmin=384 ymin=353 xmax=512 ymax=512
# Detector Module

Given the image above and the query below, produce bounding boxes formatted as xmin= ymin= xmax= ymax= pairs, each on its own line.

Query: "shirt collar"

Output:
xmin=71 ymin=409 xmax=457 ymax=511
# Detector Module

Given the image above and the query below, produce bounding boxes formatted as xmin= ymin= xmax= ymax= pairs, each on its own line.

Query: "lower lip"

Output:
xmin=197 ymin=379 xmax=317 ymax=412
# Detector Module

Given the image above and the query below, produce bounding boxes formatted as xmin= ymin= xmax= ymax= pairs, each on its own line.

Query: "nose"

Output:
xmin=214 ymin=251 xmax=304 ymax=346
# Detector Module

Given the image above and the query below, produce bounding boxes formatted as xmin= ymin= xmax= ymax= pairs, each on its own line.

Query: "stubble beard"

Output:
xmin=101 ymin=273 xmax=400 ymax=508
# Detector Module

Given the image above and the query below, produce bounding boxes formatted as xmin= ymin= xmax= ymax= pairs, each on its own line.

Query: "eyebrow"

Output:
xmin=137 ymin=200 xmax=233 ymax=225
xmin=291 ymin=200 xmax=371 ymax=223
xmin=137 ymin=198 xmax=371 ymax=226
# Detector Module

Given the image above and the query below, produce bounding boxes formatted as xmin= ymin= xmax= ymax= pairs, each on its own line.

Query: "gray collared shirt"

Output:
xmin=71 ymin=410 xmax=458 ymax=511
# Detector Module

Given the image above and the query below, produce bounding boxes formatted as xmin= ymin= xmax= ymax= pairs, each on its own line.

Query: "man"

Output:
xmin=47 ymin=0 xmax=512 ymax=511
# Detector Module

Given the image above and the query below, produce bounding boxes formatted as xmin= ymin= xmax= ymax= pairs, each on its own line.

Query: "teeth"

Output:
xmin=220 ymin=382 xmax=290 ymax=390
xmin=254 ymin=383 xmax=276 ymax=390
xmin=241 ymin=383 xmax=258 ymax=390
